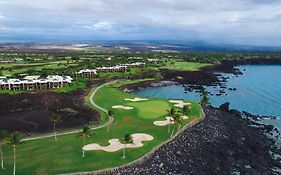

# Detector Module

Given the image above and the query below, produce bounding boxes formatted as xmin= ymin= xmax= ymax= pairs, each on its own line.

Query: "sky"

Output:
xmin=0 ymin=0 xmax=281 ymax=46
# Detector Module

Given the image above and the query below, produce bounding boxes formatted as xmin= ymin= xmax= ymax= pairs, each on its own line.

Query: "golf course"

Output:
xmin=161 ymin=61 xmax=211 ymax=71
xmin=1 ymin=80 xmax=203 ymax=175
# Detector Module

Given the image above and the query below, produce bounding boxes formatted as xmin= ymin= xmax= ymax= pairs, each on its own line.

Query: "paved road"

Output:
xmin=22 ymin=82 xmax=115 ymax=142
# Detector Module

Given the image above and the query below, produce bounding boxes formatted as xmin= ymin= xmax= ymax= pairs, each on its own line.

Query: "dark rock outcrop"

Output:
xmin=219 ymin=102 xmax=230 ymax=112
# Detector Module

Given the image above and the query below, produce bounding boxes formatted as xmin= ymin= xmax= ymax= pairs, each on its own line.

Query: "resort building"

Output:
xmin=96 ymin=65 xmax=127 ymax=72
xmin=75 ymin=62 xmax=145 ymax=78
xmin=120 ymin=62 xmax=146 ymax=68
xmin=75 ymin=69 xmax=97 ymax=79
xmin=147 ymin=58 xmax=160 ymax=64
xmin=0 ymin=75 xmax=73 ymax=91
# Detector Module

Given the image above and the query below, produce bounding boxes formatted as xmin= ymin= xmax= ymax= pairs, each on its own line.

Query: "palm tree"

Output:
xmin=170 ymin=114 xmax=183 ymax=138
xmin=167 ymin=107 xmax=175 ymax=133
xmin=107 ymin=110 xmax=114 ymax=133
xmin=49 ymin=113 xmax=62 ymax=141
xmin=182 ymin=105 xmax=191 ymax=116
xmin=7 ymin=131 xmax=23 ymax=175
xmin=121 ymin=134 xmax=133 ymax=159
xmin=200 ymin=90 xmax=209 ymax=106
xmin=0 ymin=130 xmax=8 ymax=169
xmin=79 ymin=125 xmax=93 ymax=157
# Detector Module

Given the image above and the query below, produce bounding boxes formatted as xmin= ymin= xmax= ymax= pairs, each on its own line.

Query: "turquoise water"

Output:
xmin=135 ymin=65 xmax=281 ymax=130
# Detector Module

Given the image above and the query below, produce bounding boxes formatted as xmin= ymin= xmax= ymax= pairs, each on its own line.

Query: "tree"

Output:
xmin=170 ymin=114 xmax=183 ymax=138
xmin=107 ymin=110 xmax=114 ymax=133
xmin=200 ymin=90 xmax=209 ymax=106
xmin=121 ymin=134 xmax=133 ymax=159
xmin=182 ymin=105 xmax=191 ymax=116
xmin=49 ymin=113 xmax=62 ymax=141
xmin=7 ymin=132 xmax=23 ymax=175
xmin=167 ymin=108 xmax=175 ymax=133
xmin=0 ymin=130 xmax=8 ymax=169
xmin=79 ymin=126 xmax=93 ymax=157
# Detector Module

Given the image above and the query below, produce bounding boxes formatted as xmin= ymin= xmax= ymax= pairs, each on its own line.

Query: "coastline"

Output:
xmin=161 ymin=58 xmax=281 ymax=86
xmin=112 ymin=61 xmax=281 ymax=174
xmin=70 ymin=104 xmax=281 ymax=175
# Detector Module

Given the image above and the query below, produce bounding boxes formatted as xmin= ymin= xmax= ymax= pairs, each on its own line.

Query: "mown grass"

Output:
xmin=1 ymin=80 xmax=202 ymax=175
xmin=111 ymin=78 xmax=155 ymax=88
xmin=161 ymin=61 xmax=211 ymax=71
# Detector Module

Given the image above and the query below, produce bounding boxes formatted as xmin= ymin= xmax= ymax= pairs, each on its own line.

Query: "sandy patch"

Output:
xmin=154 ymin=116 xmax=189 ymax=126
xmin=125 ymin=98 xmax=148 ymax=102
xmin=153 ymin=117 xmax=174 ymax=126
xmin=169 ymin=100 xmax=191 ymax=108
xmin=112 ymin=105 xmax=134 ymax=110
xmin=83 ymin=133 xmax=153 ymax=152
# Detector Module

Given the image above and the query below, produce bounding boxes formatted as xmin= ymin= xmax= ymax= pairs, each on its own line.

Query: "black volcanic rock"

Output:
xmin=219 ymin=102 xmax=230 ymax=112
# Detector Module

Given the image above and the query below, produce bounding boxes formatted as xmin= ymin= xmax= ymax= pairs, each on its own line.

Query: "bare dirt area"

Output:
xmin=0 ymin=88 xmax=100 ymax=134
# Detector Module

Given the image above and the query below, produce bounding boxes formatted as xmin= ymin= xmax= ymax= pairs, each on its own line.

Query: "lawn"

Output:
xmin=111 ymin=78 xmax=155 ymax=88
xmin=128 ymin=101 xmax=170 ymax=119
xmin=1 ymin=80 xmax=203 ymax=175
xmin=161 ymin=61 xmax=211 ymax=71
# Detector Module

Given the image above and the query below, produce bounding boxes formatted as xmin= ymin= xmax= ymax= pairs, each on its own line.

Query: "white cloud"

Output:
xmin=0 ymin=0 xmax=280 ymax=45
xmin=83 ymin=21 xmax=113 ymax=31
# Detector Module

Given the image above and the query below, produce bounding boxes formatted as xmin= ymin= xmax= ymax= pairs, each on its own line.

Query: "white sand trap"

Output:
xmin=125 ymin=98 xmax=148 ymax=102
xmin=112 ymin=105 xmax=134 ymax=110
xmin=154 ymin=116 xmax=189 ymax=126
xmin=154 ymin=116 xmax=174 ymax=126
xmin=83 ymin=133 xmax=153 ymax=152
xmin=169 ymin=100 xmax=191 ymax=108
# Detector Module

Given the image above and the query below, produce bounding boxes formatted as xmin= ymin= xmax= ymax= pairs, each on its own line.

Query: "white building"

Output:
xmin=120 ymin=62 xmax=145 ymax=68
xmin=75 ymin=69 xmax=97 ymax=78
xmin=0 ymin=75 xmax=73 ymax=91
xmin=96 ymin=65 xmax=127 ymax=72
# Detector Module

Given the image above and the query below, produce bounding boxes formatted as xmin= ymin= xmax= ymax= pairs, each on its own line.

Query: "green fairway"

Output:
xmin=1 ymin=80 xmax=203 ymax=175
xmin=111 ymin=78 xmax=155 ymax=88
xmin=161 ymin=61 xmax=211 ymax=71
xmin=128 ymin=100 xmax=170 ymax=119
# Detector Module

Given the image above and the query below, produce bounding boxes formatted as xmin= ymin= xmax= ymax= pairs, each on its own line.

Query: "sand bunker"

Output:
xmin=125 ymin=98 xmax=148 ymax=102
xmin=112 ymin=105 xmax=134 ymax=110
xmin=169 ymin=100 xmax=191 ymax=108
xmin=153 ymin=117 xmax=174 ymax=126
xmin=154 ymin=116 xmax=189 ymax=126
xmin=83 ymin=133 xmax=153 ymax=152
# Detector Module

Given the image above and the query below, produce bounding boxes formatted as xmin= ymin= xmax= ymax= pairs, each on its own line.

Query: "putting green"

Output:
xmin=128 ymin=100 xmax=170 ymax=119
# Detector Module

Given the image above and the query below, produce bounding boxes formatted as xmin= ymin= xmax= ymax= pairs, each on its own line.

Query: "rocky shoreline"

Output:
xmin=93 ymin=104 xmax=280 ymax=175
xmin=122 ymin=58 xmax=281 ymax=96
xmin=161 ymin=58 xmax=281 ymax=87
